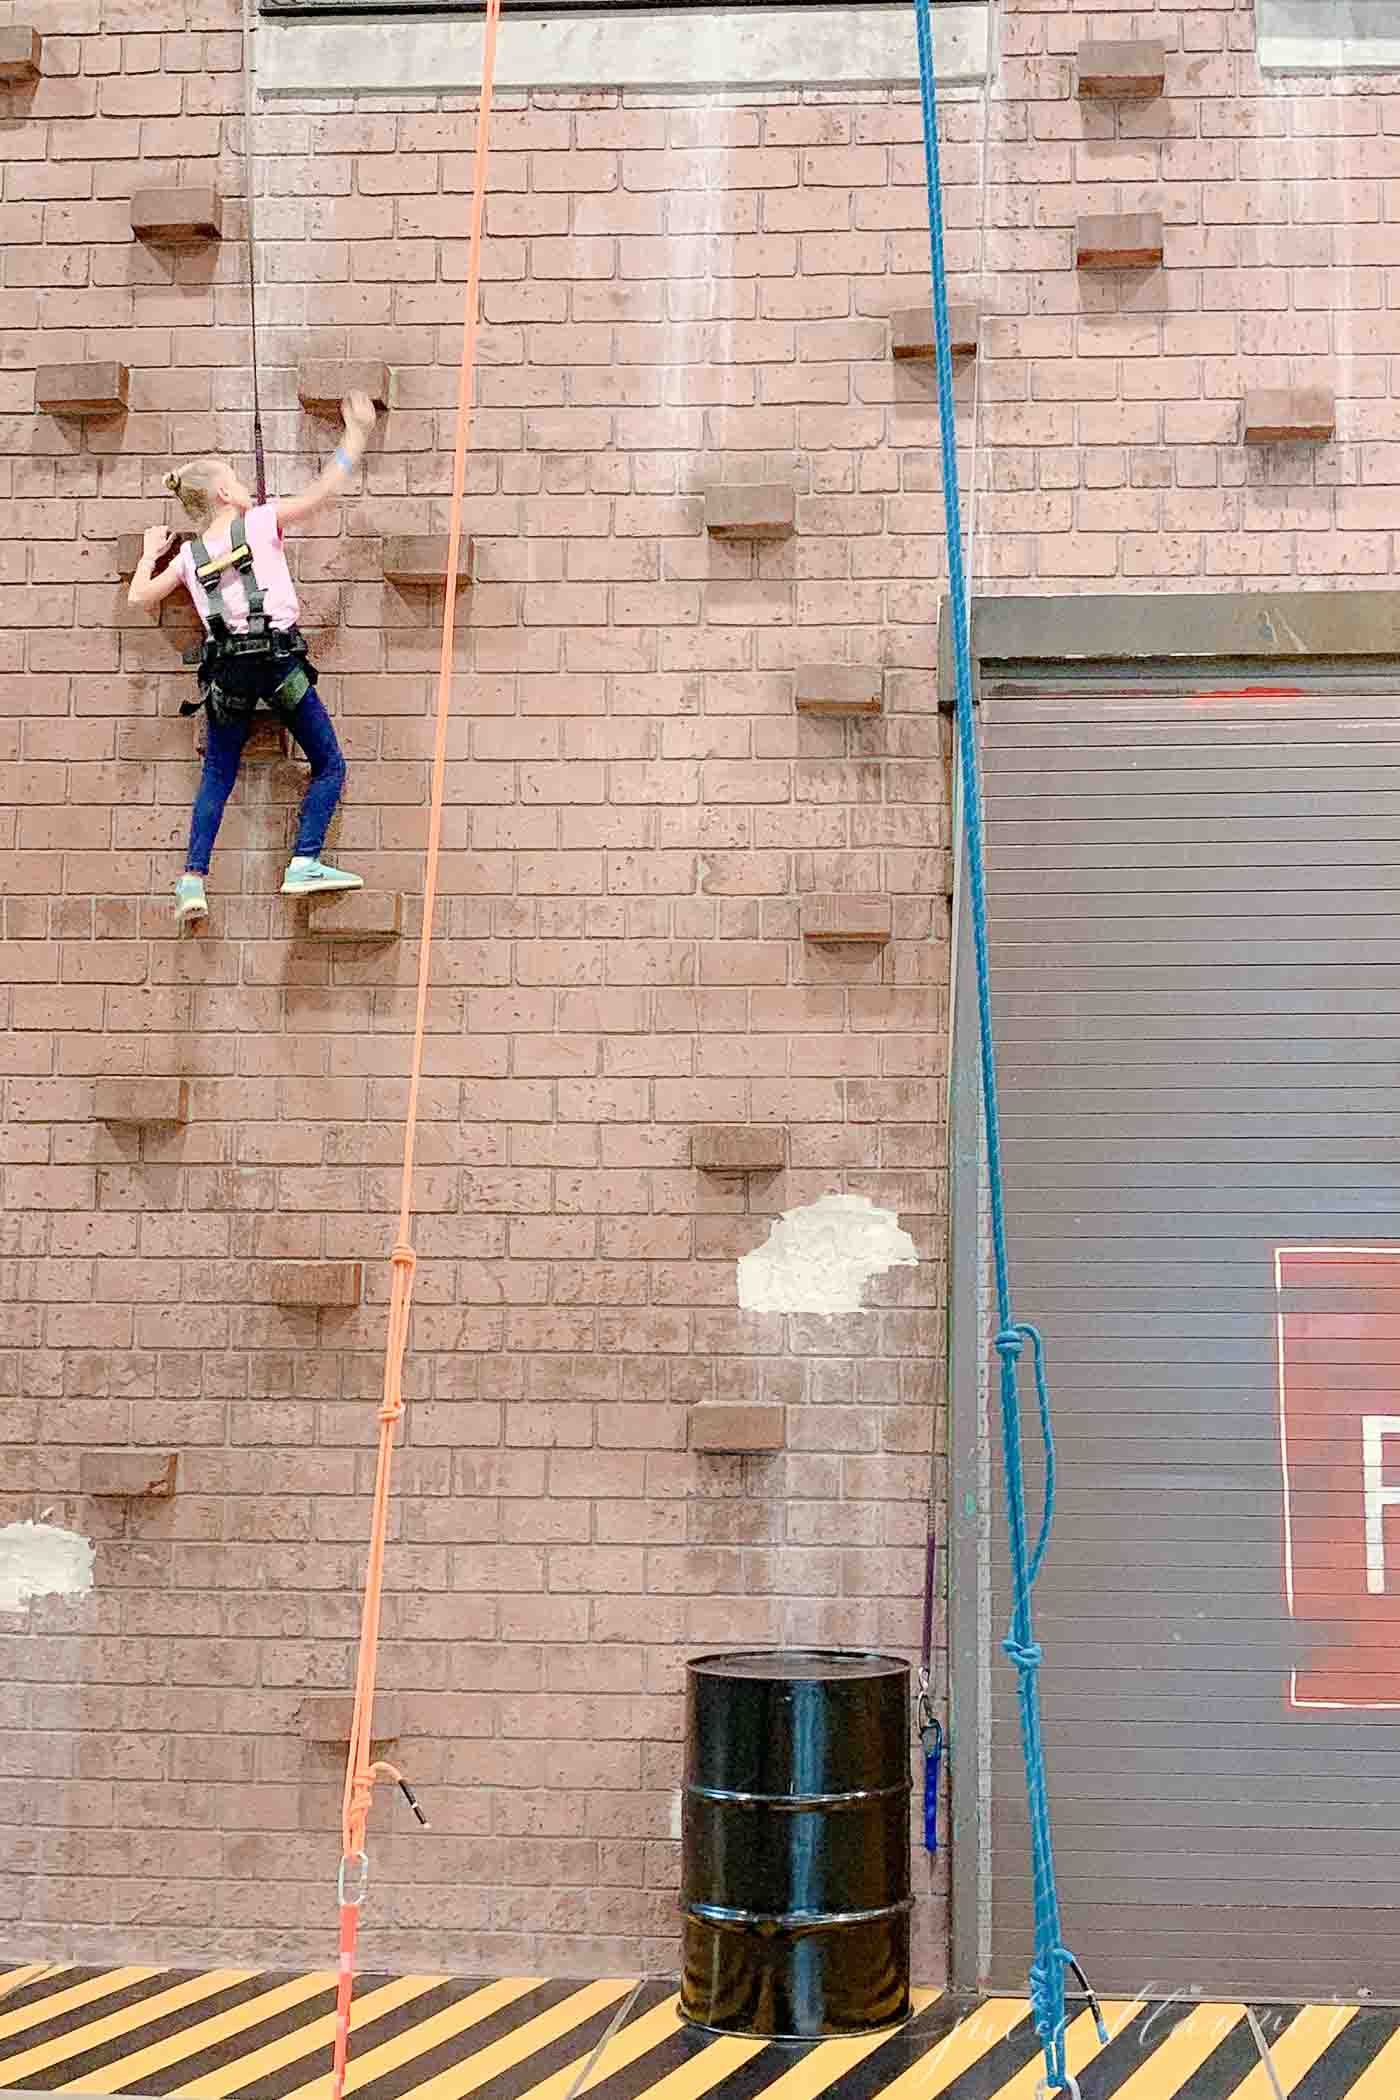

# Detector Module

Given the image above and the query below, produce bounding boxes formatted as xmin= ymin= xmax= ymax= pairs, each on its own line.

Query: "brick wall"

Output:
xmin=0 ymin=0 xmax=1392 ymax=1977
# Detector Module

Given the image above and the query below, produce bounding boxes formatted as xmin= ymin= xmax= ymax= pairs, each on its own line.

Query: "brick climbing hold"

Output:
xmin=0 ymin=24 xmax=40 ymax=80
xmin=298 ymin=1693 xmax=403 ymax=1744
xmin=795 ymin=664 xmax=883 ymax=716
xmin=383 ymin=534 xmax=473 ymax=586
xmin=94 ymin=1077 xmax=189 ymax=1126
xmin=298 ymin=361 xmax=391 ymax=417
xmin=704 ymin=484 xmax=795 ymax=541
xmin=1075 ymin=213 xmax=1164 ymax=270
xmin=801 ymin=893 xmax=892 ymax=945
xmin=1076 ymin=38 xmax=1166 ymax=98
xmin=890 ymin=305 xmax=979 ymax=361
xmin=36 ymin=362 xmax=129 ymax=415
xmin=303 ymin=891 xmax=402 ymax=943
xmin=130 ymin=187 xmax=223 ymax=243
xmin=689 ymin=1405 xmax=786 ymax=1455
xmin=80 ymin=1451 xmax=179 ymax=1500
xmin=269 ymin=1261 xmax=363 ymax=1309
xmin=1243 ymin=386 xmax=1335 ymax=443
xmin=692 ymin=1125 xmax=786 ymax=1175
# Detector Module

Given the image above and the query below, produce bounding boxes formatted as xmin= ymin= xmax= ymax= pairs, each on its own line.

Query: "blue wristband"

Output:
xmin=333 ymin=443 xmax=354 ymax=473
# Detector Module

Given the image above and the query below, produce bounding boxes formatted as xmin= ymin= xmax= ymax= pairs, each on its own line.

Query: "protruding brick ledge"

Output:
xmin=383 ymin=534 xmax=473 ymax=585
xmin=689 ymin=1405 xmax=786 ymax=1454
xmin=890 ymin=304 xmax=979 ymax=361
xmin=0 ymin=25 xmax=41 ymax=80
xmin=704 ymin=484 xmax=795 ymax=541
xmin=130 ymin=188 xmax=222 ymax=243
xmin=1075 ymin=213 xmax=1164 ymax=271
xmin=298 ymin=361 xmax=391 ymax=416
xmin=298 ymin=1694 xmax=403 ymax=1744
xmin=692 ymin=1125 xmax=786 ymax=1175
xmin=1243 ymin=386 xmax=1336 ymax=443
xmin=795 ymin=664 xmax=883 ymax=716
xmin=1076 ymin=38 xmax=1166 ymax=97
xmin=94 ymin=1078 xmax=189 ymax=1126
xmin=80 ymin=1451 xmax=178 ymax=1500
xmin=36 ymin=362 xmax=129 ymax=415
xmin=269 ymin=1261 xmax=363 ymax=1309
xmin=303 ymin=891 xmax=402 ymax=943
xmin=801 ymin=893 xmax=892 ymax=945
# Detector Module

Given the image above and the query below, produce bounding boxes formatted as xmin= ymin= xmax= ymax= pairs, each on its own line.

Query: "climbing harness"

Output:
xmin=177 ymin=514 xmax=315 ymax=727
xmin=913 ymin=0 xmax=1105 ymax=2090
xmin=328 ymin=3 xmax=502 ymax=2093
xmin=916 ymin=1531 xmax=944 ymax=1855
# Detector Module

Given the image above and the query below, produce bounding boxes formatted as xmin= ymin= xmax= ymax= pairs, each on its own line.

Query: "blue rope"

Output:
xmin=911 ymin=4 xmax=1105 ymax=2090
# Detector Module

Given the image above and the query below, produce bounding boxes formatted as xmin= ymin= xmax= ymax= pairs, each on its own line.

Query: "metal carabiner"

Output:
xmin=337 ymin=1850 xmax=370 ymax=1908
xmin=1036 ymin=2078 xmax=1081 ymax=2100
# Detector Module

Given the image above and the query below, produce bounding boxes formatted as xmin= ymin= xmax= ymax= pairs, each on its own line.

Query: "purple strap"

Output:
xmin=920 ymin=1530 xmax=937 ymax=1682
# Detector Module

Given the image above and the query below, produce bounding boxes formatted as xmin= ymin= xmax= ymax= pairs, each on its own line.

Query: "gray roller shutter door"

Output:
xmin=980 ymin=668 xmax=1400 ymax=2002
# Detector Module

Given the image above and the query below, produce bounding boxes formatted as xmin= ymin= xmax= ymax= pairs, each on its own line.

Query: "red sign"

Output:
xmin=1277 ymin=1245 xmax=1400 ymax=1711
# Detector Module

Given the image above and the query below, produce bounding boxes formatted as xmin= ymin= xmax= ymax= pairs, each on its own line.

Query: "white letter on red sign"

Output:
xmin=1362 ymin=1413 xmax=1400 ymax=1595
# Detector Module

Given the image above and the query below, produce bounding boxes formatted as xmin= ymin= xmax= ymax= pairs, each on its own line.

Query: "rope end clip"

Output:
xmin=368 ymin=1758 xmax=430 ymax=1830
xmin=398 ymin=1776 xmax=429 ymax=1828
xmin=1067 ymin=1955 xmax=1108 ymax=2046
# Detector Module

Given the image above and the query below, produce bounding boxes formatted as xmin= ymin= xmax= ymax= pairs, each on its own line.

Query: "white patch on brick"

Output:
xmin=260 ymin=8 xmax=989 ymax=97
xmin=738 ymin=1193 xmax=918 ymax=1317
xmin=0 ymin=1521 xmax=95 ymax=1615
xmin=670 ymin=1789 xmax=684 ymax=1840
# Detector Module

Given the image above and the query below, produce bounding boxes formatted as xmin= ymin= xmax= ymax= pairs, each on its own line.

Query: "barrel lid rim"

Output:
xmin=686 ymin=1647 xmax=910 ymax=1680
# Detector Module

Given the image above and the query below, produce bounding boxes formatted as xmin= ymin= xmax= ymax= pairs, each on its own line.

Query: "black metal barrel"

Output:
xmin=680 ymin=1649 xmax=912 ymax=2039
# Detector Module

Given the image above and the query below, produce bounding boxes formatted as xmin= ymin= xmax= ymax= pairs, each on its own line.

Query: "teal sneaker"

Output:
xmin=280 ymin=857 xmax=364 ymax=898
xmin=174 ymin=873 xmax=208 ymax=927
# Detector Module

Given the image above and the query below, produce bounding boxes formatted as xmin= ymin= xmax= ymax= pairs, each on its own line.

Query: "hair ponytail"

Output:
xmin=162 ymin=458 xmax=225 ymax=529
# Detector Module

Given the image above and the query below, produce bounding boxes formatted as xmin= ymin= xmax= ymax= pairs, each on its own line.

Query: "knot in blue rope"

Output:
xmin=1002 ymin=1634 xmax=1043 ymax=1674
xmin=995 ymin=1326 xmax=1025 ymax=1363
xmin=1029 ymin=1943 xmax=1110 ymax=2092
xmin=1028 ymin=1953 xmax=1069 ymax=2085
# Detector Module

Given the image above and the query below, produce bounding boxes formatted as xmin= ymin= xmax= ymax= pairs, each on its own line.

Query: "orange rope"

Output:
xmin=331 ymin=11 xmax=501 ymax=2094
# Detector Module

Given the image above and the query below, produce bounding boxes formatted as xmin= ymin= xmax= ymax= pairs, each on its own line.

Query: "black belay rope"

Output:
xmin=241 ymin=0 xmax=267 ymax=505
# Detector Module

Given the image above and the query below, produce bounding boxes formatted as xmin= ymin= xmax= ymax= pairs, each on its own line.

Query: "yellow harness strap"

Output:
xmin=195 ymin=543 xmax=254 ymax=587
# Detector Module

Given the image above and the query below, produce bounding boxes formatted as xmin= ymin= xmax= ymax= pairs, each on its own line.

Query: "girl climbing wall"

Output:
xmin=128 ymin=391 xmax=379 ymax=929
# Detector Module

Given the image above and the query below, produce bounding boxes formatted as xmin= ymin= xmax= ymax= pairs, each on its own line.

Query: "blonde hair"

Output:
xmin=163 ymin=458 xmax=229 ymax=531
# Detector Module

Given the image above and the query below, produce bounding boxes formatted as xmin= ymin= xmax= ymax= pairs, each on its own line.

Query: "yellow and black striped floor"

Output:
xmin=0 ymin=1964 xmax=1397 ymax=2100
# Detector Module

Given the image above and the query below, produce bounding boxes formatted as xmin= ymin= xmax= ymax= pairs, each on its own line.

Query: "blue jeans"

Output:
xmin=185 ymin=689 xmax=346 ymax=876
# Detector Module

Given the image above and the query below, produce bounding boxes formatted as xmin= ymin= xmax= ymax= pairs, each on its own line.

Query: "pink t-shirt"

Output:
xmin=177 ymin=502 xmax=299 ymax=634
